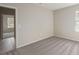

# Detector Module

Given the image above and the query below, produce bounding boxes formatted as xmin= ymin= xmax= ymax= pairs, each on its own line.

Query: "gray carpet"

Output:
xmin=2 ymin=36 xmax=79 ymax=55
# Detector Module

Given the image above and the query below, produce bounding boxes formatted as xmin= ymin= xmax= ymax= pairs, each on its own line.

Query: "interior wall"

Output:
xmin=1 ymin=4 xmax=54 ymax=48
xmin=1 ymin=3 xmax=79 ymax=49
xmin=54 ymin=4 xmax=79 ymax=41
xmin=1 ymin=3 xmax=79 ymax=48
xmin=17 ymin=4 xmax=54 ymax=48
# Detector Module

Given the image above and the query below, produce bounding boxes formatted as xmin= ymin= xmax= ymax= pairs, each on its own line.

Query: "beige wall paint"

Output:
xmin=54 ymin=4 xmax=79 ymax=41
xmin=2 ymin=3 xmax=79 ymax=48
xmin=17 ymin=5 xmax=54 ymax=48
xmin=1 ymin=4 xmax=54 ymax=48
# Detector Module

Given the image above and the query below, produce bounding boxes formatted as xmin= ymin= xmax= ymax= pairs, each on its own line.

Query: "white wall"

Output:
xmin=1 ymin=3 xmax=79 ymax=48
xmin=17 ymin=4 xmax=54 ymax=48
xmin=54 ymin=4 xmax=79 ymax=41
xmin=1 ymin=4 xmax=54 ymax=48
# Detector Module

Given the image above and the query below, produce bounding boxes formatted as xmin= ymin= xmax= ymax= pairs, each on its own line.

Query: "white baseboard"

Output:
xmin=55 ymin=34 xmax=79 ymax=42
xmin=17 ymin=33 xmax=54 ymax=48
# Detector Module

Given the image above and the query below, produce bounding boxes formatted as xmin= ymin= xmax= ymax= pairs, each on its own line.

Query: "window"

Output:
xmin=75 ymin=11 xmax=79 ymax=32
xmin=7 ymin=17 xmax=14 ymax=28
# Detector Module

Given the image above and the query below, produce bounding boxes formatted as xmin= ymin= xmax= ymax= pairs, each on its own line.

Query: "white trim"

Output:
xmin=17 ymin=33 xmax=54 ymax=48
xmin=55 ymin=34 xmax=79 ymax=42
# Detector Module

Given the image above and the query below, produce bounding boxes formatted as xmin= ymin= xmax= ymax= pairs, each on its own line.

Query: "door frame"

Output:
xmin=0 ymin=4 xmax=17 ymax=49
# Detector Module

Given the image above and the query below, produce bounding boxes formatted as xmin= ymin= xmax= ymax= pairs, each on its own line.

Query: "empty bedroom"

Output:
xmin=0 ymin=3 xmax=79 ymax=55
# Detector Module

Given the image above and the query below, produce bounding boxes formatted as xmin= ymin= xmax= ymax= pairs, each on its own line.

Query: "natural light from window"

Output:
xmin=7 ymin=17 xmax=14 ymax=28
xmin=75 ymin=11 xmax=79 ymax=32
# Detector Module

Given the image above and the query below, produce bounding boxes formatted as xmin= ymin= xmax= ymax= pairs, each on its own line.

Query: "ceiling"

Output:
xmin=1 ymin=3 xmax=78 ymax=10
xmin=36 ymin=3 xmax=77 ymax=10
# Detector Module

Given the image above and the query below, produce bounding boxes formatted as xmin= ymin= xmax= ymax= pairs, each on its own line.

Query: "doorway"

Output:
xmin=0 ymin=6 xmax=16 ymax=54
